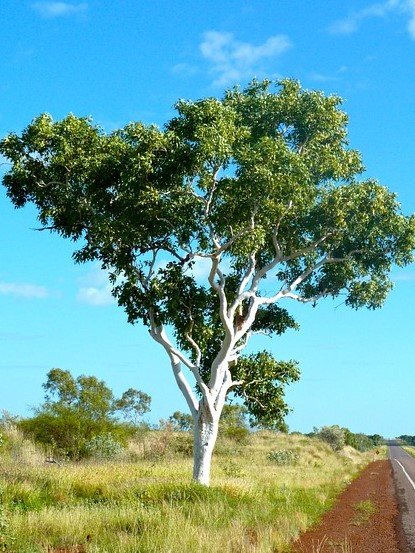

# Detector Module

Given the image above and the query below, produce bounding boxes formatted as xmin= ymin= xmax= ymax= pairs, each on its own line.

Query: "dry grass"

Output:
xmin=0 ymin=428 xmax=373 ymax=553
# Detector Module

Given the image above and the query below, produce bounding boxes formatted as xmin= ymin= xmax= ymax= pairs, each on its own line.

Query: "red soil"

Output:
xmin=292 ymin=460 xmax=407 ymax=553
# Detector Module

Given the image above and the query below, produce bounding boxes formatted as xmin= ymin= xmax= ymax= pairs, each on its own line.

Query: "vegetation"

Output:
xmin=18 ymin=369 xmax=151 ymax=459
xmin=316 ymin=426 xmax=346 ymax=452
xmin=0 ymin=422 xmax=375 ymax=553
xmin=267 ymin=449 xmax=299 ymax=466
xmin=397 ymin=435 xmax=415 ymax=446
xmin=2 ymin=79 xmax=413 ymax=484
xmin=402 ymin=446 xmax=415 ymax=458
xmin=168 ymin=411 xmax=193 ymax=432
xmin=313 ymin=426 xmax=383 ymax=453
xmin=351 ymin=500 xmax=378 ymax=526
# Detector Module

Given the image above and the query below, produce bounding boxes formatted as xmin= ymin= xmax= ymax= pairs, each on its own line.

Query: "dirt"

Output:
xmin=291 ymin=460 xmax=408 ymax=553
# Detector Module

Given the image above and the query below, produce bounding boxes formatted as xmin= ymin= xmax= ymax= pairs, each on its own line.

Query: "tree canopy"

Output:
xmin=2 ymin=79 xmax=414 ymax=483
xmin=20 ymin=368 xmax=151 ymax=458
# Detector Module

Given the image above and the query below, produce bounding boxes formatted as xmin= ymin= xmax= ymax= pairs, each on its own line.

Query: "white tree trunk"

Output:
xmin=192 ymin=401 xmax=220 ymax=486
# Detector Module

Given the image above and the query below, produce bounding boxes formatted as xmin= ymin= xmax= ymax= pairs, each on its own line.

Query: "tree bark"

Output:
xmin=192 ymin=400 xmax=220 ymax=486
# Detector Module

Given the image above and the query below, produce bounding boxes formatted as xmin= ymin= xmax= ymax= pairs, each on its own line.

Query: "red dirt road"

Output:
xmin=292 ymin=460 xmax=407 ymax=552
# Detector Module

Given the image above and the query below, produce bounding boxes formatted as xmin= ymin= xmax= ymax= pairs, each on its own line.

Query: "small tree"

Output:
xmin=20 ymin=368 xmax=151 ymax=458
xmin=368 ymin=434 xmax=383 ymax=447
xmin=169 ymin=411 xmax=193 ymax=431
xmin=113 ymin=388 xmax=151 ymax=424
xmin=318 ymin=425 xmax=345 ymax=451
xmin=2 ymin=79 xmax=414 ymax=484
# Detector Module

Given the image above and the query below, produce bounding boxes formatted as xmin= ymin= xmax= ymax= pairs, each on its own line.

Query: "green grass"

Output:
xmin=350 ymin=499 xmax=377 ymax=526
xmin=0 ymin=429 xmax=373 ymax=553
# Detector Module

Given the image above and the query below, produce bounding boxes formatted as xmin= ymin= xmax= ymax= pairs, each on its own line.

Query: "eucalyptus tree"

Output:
xmin=1 ymin=80 xmax=414 ymax=484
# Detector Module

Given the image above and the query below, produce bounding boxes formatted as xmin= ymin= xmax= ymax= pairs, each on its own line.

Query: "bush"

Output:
xmin=222 ymin=460 xmax=246 ymax=477
xmin=18 ymin=369 xmax=150 ymax=459
xmin=172 ymin=434 xmax=193 ymax=456
xmin=19 ymin=408 xmax=133 ymax=459
xmin=267 ymin=449 xmax=299 ymax=466
xmin=0 ymin=505 xmax=14 ymax=551
xmin=84 ymin=433 xmax=124 ymax=460
xmin=222 ymin=425 xmax=250 ymax=443
xmin=317 ymin=425 xmax=345 ymax=451
xmin=219 ymin=404 xmax=250 ymax=443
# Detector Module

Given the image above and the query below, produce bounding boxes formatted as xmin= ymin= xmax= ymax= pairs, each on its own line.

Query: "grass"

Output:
xmin=402 ymin=445 xmax=415 ymax=458
xmin=0 ymin=428 xmax=373 ymax=553
xmin=350 ymin=499 xmax=377 ymax=526
xmin=310 ymin=536 xmax=354 ymax=553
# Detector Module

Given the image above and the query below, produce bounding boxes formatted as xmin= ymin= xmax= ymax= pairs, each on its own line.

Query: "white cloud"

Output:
xmin=200 ymin=31 xmax=291 ymax=87
xmin=76 ymin=265 xmax=115 ymax=306
xmin=329 ymin=0 xmax=415 ymax=39
xmin=32 ymin=2 xmax=88 ymax=18
xmin=171 ymin=63 xmax=199 ymax=77
xmin=407 ymin=0 xmax=415 ymax=37
xmin=77 ymin=285 xmax=114 ymax=306
xmin=309 ymin=65 xmax=348 ymax=83
xmin=391 ymin=270 xmax=415 ymax=281
xmin=0 ymin=281 xmax=49 ymax=299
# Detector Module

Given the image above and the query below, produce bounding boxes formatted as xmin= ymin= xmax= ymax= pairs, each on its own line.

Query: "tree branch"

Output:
xmin=216 ymin=208 xmax=257 ymax=254
xmin=149 ymin=321 xmax=198 ymax=417
xmin=184 ymin=325 xmax=202 ymax=369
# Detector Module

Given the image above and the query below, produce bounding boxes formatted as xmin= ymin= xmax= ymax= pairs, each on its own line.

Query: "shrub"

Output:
xmin=172 ymin=434 xmax=193 ymax=456
xmin=317 ymin=425 xmax=345 ymax=451
xmin=0 ymin=506 xmax=14 ymax=551
xmin=84 ymin=433 xmax=124 ymax=460
xmin=223 ymin=425 xmax=250 ymax=443
xmin=219 ymin=404 xmax=250 ymax=443
xmin=18 ymin=369 xmax=150 ymax=459
xmin=267 ymin=449 xmax=299 ymax=466
xmin=222 ymin=460 xmax=246 ymax=477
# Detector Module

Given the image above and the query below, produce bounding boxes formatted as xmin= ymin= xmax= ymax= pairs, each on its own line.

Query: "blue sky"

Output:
xmin=1 ymin=0 xmax=415 ymax=437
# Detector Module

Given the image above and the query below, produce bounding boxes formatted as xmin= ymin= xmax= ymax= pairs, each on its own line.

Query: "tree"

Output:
xmin=43 ymin=368 xmax=115 ymax=420
xmin=20 ymin=368 xmax=151 ymax=458
xmin=368 ymin=434 xmax=383 ymax=447
xmin=317 ymin=425 xmax=345 ymax=451
xmin=113 ymin=388 xmax=151 ymax=424
xmin=169 ymin=411 xmax=193 ymax=431
xmin=1 ymin=79 xmax=414 ymax=484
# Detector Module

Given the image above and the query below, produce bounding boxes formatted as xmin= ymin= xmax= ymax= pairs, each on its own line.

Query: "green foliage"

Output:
xmin=232 ymin=352 xmax=300 ymax=429
xmin=311 ymin=426 xmax=382 ymax=452
xmin=267 ymin=449 xmax=300 ymax=466
xmin=84 ymin=433 xmax=124 ymax=460
xmin=19 ymin=369 xmax=150 ymax=459
xmin=0 ymin=505 xmax=14 ymax=552
xmin=221 ymin=460 xmax=246 ymax=478
xmin=219 ymin=404 xmax=250 ymax=443
xmin=367 ymin=434 xmax=383 ymax=446
xmin=113 ymin=388 xmax=151 ymax=424
xmin=352 ymin=499 xmax=377 ymax=526
xmin=344 ymin=430 xmax=380 ymax=452
xmin=2 ymin=79 xmax=414 ymax=449
xmin=172 ymin=434 xmax=194 ymax=457
xmin=317 ymin=425 xmax=345 ymax=451
xmin=398 ymin=435 xmax=415 ymax=446
xmin=168 ymin=411 xmax=193 ymax=432
xmin=220 ymin=404 xmax=248 ymax=428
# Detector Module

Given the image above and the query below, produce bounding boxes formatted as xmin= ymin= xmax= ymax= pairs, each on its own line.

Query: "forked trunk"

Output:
xmin=192 ymin=402 xmax=220 ymax=486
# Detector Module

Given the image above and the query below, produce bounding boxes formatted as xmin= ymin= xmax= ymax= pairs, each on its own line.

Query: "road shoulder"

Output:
xmin=292 ymin=460 xmax=406 ymax=552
